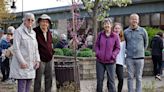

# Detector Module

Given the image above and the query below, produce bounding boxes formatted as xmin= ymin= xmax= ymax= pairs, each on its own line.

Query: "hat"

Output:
xmin=38 ymin=14 xmax=52 ymax=24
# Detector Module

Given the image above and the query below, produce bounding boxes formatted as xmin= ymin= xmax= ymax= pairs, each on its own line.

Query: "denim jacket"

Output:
xmin=124 ymin=26 xmax=148 ymax=59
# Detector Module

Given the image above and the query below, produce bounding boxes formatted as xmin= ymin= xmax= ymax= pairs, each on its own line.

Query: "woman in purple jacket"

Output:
xmin=95 ymin=19 xmax=120 ymax=92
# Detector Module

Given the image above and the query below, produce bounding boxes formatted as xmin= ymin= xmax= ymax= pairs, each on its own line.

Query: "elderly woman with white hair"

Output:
xmin=9 ymin=13 xmax=40 ymax=92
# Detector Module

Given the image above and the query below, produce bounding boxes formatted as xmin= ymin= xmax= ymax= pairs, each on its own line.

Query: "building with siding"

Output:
xmin=1 ymin=0 xmax=164 ymax=35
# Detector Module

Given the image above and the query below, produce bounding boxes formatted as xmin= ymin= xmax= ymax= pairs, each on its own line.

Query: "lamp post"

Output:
xmin=21 ymin=0 xmax=23 ymax=18
xmin=10 ymin=0 xmax=16 ymax=9
xmin=10 ymin=0 xmax=17 ymax=13
xmin=10 ymin=0 xmax=23 ymax=18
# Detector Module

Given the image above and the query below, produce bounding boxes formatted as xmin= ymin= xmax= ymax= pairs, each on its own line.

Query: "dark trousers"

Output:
xmin=1 ymin=58 xmax=10 ymax=81
xmin=116 ymin=64 xmax=124 ymax=92
xmin=18 ymin=79 xmax=32 ymax=92
xmin=96 ymin=61 xmax=116 ymax=92
xmin=152 ymin=55 xmax=162 ymax=76
xmin=34 ymin=61 xmax=52 ymax=92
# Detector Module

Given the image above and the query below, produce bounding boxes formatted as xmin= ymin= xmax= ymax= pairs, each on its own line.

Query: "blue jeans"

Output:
xmin=126 ymin=58 xmax=144 ymax=92
xmin=96 ymin=61 xmax=116 ymax=92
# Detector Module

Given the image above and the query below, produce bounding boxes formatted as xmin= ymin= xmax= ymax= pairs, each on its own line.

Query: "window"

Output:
xmin=115 ymin=16 xmax=123 ymax=24
xmin=161 ymin=13 xmax=164 ymax=25
xmin=124 ymin=16 xmax=129 ymax=27
xmin=140 ymin=14 xmax=150 ymax=26
xmin=151 ymin=13 xmax=160 ymax=26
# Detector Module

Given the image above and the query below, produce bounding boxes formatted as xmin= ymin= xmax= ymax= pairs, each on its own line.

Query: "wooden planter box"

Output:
xmin=54 ymin=55 xmax=153 ymax=80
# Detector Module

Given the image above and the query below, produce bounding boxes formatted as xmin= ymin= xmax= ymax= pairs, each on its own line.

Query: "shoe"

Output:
xmin=1 ymin=79 xmax=6 ymax=82
xmin=155 ymin=75 xmax=162 ymax=81
xmin=5 ymin=79 xmax=16 ymax=85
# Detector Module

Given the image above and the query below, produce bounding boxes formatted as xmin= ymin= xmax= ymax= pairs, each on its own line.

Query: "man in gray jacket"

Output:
xmin=124 ymin=13 xmax=148 ymax=92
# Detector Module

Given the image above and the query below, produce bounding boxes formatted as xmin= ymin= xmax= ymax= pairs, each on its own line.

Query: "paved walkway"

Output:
xmin=80 ymin=76 xmax=164 ymax=92
xmin=1 ymin=74 xmax=164 ymax=92
xmin=52 ymin=76 xmax=164 ymax=92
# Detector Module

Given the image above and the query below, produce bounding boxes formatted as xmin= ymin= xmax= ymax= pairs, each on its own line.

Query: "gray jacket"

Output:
xmin=10 ymin=24 xmax=40 ymax=79
xmin=124 ymin=26 xmax=148 ymax=58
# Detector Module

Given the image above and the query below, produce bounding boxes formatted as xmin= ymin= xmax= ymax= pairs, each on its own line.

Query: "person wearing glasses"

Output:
xmin=9 ymin=13 xmax=40 ymax=92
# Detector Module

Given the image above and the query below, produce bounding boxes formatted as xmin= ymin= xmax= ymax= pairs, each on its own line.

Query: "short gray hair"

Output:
xmin=130 ymin=13 xmax=139 ymax=19
xmin=7 ymin=26 xmax=15 ymax=33
xmin=22 ymin=13 xmax=35 ymax=22
xmin=103 ymin=18 xmax=113 ymax=25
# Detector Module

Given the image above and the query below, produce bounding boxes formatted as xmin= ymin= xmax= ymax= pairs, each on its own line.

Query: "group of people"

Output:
xmin=0 ymin=13 xmax=53 ymax=92
xmin=95 ymin=13 xmax=149 ymax=92
xmin=0 ymin=12 xmax=163 ymax=92
xmin=55 ymin=30 xmax=94 ymax=50
xmin=0 ymin=26 xmax=15 ymax=82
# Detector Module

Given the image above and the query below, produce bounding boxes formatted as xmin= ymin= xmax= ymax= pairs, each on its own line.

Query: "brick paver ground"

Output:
xmin=0 ymin=75 xmax=164 ymax=92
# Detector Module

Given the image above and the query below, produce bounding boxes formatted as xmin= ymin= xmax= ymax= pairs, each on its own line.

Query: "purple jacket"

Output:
xmin=95 ymin=31 xmax=120 ymax=64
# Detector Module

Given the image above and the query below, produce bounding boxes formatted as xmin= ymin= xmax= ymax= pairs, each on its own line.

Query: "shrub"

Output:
xmin=54 ymin=48 xmax=64 ymax=56
xmin=62 ymin=48 xmax=73 ymax=56
xmin=145 ymin=50 xmax=151 ymax=56
xmin=77 ymin=50 xmax=94 ymax=57
xmin=52 ymin=35 xmax=60 ymax=48
xmin=80 ymin=48 xmax=92 ymax=51
xmin=145 ymin=27 xmax=163 ymax=47
xmin=77 ymin=48 xmax=95 ymax=57
xmin=54 ymin=48 xmax=95 ymax=57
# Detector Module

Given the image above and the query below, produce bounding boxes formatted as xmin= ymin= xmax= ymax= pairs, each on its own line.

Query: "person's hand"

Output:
xmin=20 ymin=63 xmax=28 ymax=69
xmin=34 ymin=62 xmax=40 ymax=69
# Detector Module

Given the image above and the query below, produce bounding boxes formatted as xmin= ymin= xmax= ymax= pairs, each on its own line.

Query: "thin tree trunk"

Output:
xmin=92 ymin=9 xmax=98 ymax=50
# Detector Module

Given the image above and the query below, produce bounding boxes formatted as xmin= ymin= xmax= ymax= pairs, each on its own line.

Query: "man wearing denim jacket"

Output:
xmin=124 ymin=13 xmax=148 ymax=92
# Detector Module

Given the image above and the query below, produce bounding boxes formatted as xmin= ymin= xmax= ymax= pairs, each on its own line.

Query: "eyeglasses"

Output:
xmin=27 ymin=19 xmax=34 ymax=22
xmin=7 ymin=33 xmax=13 ymax=35
xmin=104 ymin=26 xmax=110 ymax=28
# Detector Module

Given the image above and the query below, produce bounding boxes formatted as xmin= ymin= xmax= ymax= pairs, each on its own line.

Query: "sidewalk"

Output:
xmin=1 ymin=73 xmax=164 ymax=92
xmin=80 ymin=76 xmax=164 ymax=92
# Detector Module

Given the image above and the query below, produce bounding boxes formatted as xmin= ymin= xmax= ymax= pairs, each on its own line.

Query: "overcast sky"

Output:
xmin=11 ymin=0 xmax=73 ymax=12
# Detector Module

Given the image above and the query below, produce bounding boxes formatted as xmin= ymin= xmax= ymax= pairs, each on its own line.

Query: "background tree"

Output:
xmin=0 ymin=0 xmax=14 ymax=24
xmin=81 ymin=0 xmax=132 ymax=46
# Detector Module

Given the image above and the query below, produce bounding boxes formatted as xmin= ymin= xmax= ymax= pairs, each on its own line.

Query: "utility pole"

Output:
xmin=22 ymin=0 xmax=23 ymax=19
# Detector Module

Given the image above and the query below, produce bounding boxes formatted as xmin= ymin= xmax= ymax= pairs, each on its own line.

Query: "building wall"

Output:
xmin=2 ymin=1 xmax=164 ymax=31
xmin=57 ymin=19 xmax=67 ymax=36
